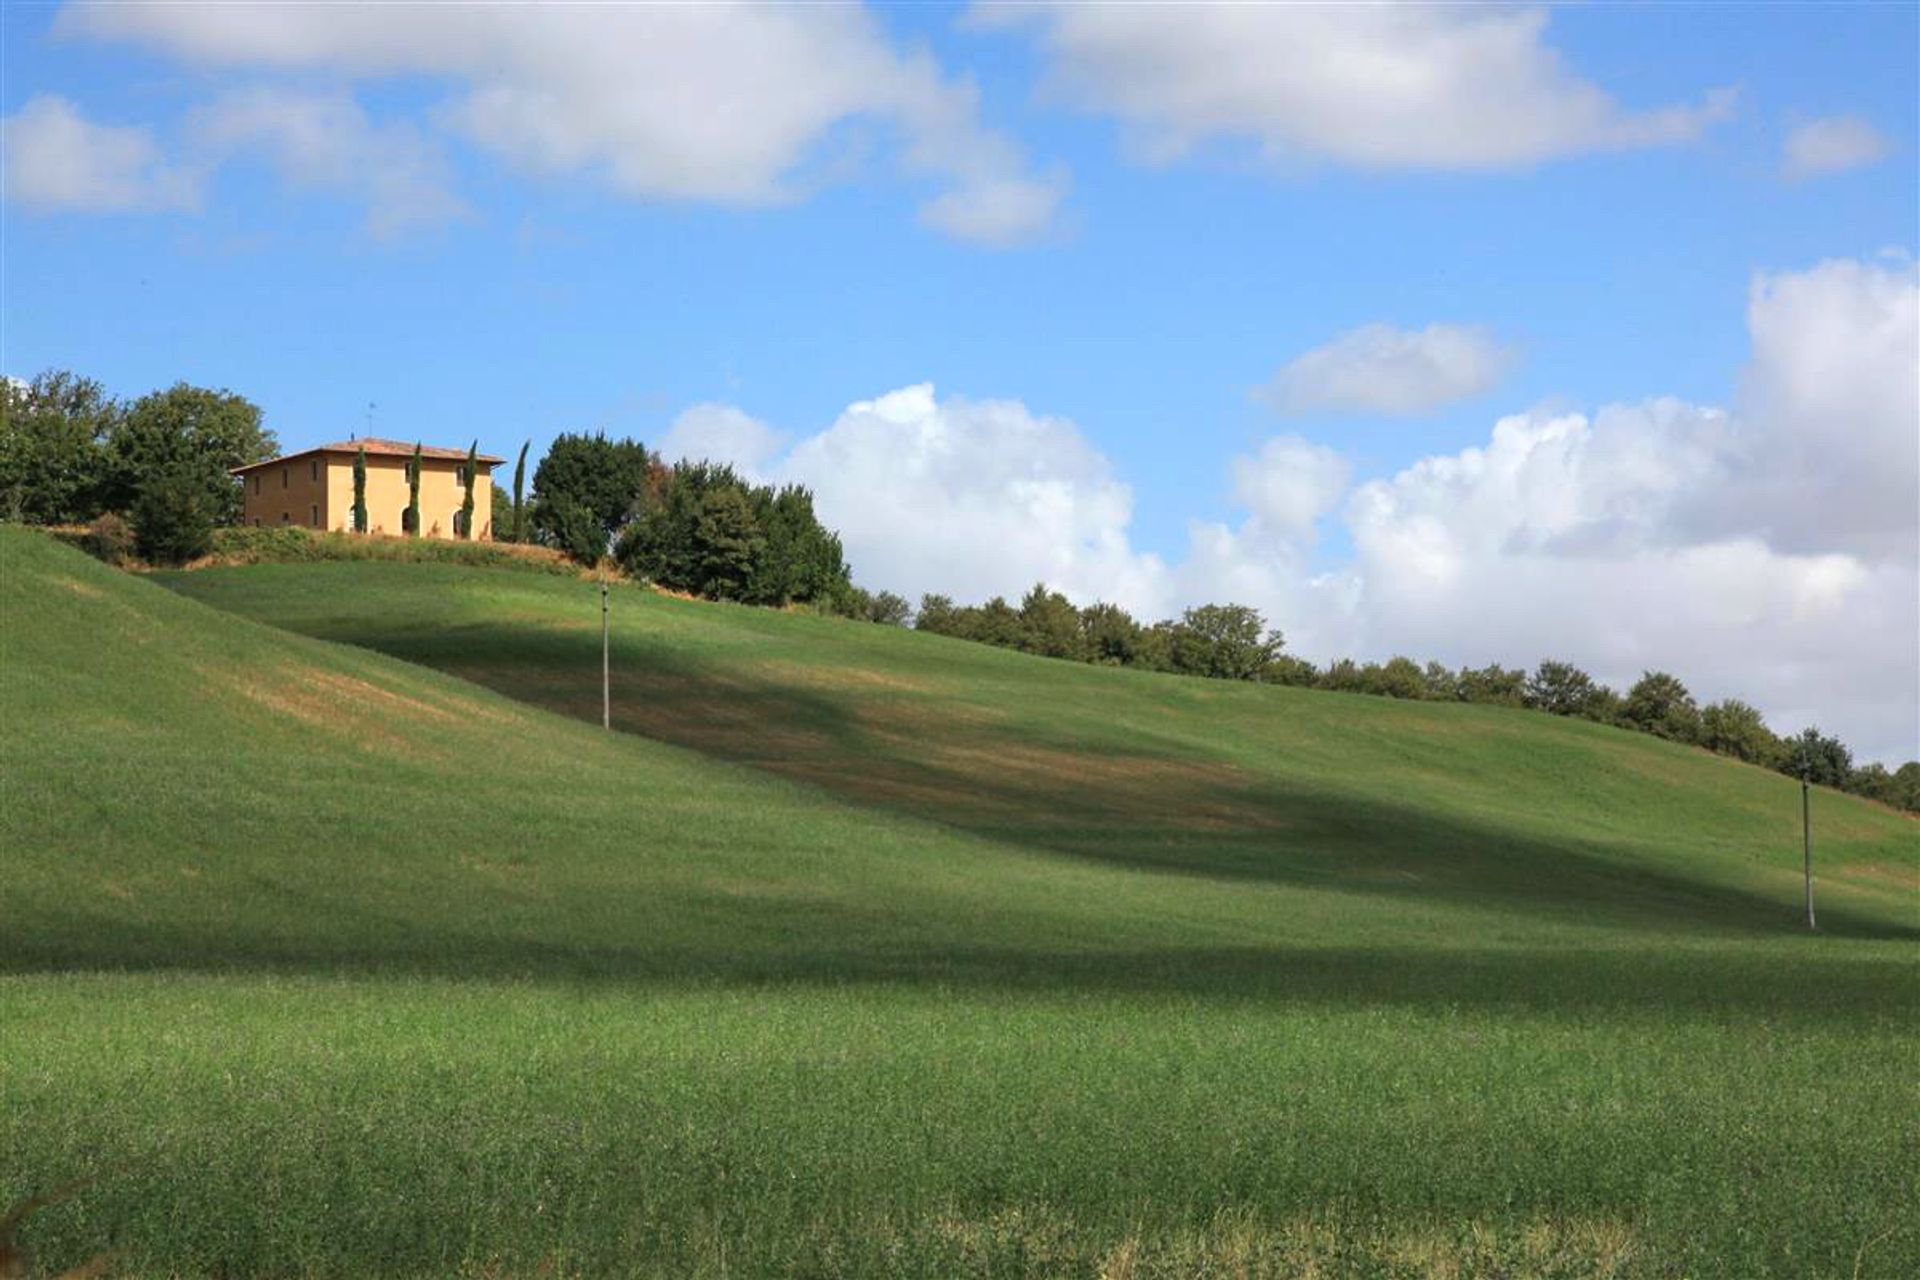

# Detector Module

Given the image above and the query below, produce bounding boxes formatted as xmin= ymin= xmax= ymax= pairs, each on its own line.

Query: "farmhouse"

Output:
xmin=232 ymin=438 xmax=504 ymax=540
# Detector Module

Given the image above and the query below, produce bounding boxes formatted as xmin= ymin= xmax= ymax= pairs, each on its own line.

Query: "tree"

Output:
xmin=745 ymin=485 xmax=847 ymax=606
xmin=104 ymin=383 xmax=274 ymax=523
xmin=1261 ymin=654 xmax=1320 ymax=686
xmin=510 ymin=440 xmax=530 ymax=543
xmin=1699 ymin=699 xmax=1779 ymax=765
xmin=867 ymin=591 xmax=911 ymax=626
xmin=1421 ymin=662 xmax=1460 ymax=701
xmin=129 ymin=462 xmax=216 ymax=565
xmin=1318 ymin=658 xmax=1365 ymax=693
xmin=403 ymin=442 xmax=422 ymax=536
xmin=531 ymin=433 xmax=651 ymax=546
xmin=1622 ymin=671 xmax=1702 ymax=743
xmin=1018 ymin=583 xmax=1086 ymax=660
xmin=0 ymin=370 xmax=119 ymax=523
xmin=1454 ymin=664 xmax=1528 ymax=706
xmin=1527 ymin=660 xmax=1602 ymax=717
xmin=458 ymin=440 xmax=478 ymax=539
xmin=1889 ymin=762 xmax=1920 ymax=813
xmin=1169 ymin=604 xmax=1282 ymax=680
xmin=1781 ymin=727 xmax=1851 ymax=788
xmin=690 ymin=486 xmax=765 ymax=598
xmin=351 ymin=445 xmax=368 ymax=533
xmin=1080 ymin=602 xmax=1143 ymax=666
xmin=1360 ymin=657 xmax=1428 ymax=699
xmin=916 ymin=594 xmax=959 ymax=634
xmin=543 ymin=496 xmax=606 ymax=564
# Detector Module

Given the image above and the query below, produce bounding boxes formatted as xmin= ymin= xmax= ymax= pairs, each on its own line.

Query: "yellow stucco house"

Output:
xmin=232 ymin=438 xmax=505 ymax=540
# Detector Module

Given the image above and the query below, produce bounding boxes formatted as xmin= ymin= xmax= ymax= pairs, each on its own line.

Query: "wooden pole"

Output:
xmin=601 ymin=575 xmax=611 ymax=731
xmin=1802 ymin=769 xmax=1815 ymax=930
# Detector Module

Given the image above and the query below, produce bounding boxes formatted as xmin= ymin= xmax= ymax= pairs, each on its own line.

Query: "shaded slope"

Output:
xmin=160 ymin=557 xmax=1919 ymax=940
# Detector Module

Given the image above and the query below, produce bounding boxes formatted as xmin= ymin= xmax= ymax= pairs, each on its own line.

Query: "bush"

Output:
xmin=867 ymin=591 xmax=912 ymax=626
xmin=83 ymin=512 xmax=135 ymax=566
xmin=202 ymin=526 xmax=578 ymax=575
xmin=130 ymin=464 xmax=217 ymax=566
xmin=541 ymin=497 xmax=608 ymax=565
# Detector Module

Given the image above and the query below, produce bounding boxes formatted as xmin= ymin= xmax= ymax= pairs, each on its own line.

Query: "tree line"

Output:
xmin=8 ymin=369 xmax=1912 ymax=810
xmin=913 ymin=584 xmax=1920 ymax=812
xmin=1 ymin=370 xmax=276 ymax=563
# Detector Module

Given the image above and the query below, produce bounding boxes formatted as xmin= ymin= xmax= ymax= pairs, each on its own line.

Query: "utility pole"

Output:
xmin=1801 ymin=766 xmax=1816 ymax=930
xmin=601 ymin=574 xmax=611 ymax=731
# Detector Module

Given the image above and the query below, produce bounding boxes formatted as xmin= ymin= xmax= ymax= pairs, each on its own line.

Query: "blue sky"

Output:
xmin=4 ymin=2 xmax=1916 ymax=759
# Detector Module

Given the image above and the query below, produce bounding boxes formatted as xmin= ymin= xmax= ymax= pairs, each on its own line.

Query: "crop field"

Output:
xmin=4 ymin=527 xmax=1916 ymax=1277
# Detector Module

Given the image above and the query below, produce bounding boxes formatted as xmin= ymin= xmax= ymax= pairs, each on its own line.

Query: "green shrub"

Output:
xmin=130 ymin=464 xmax=217 ymax=565
xmin=203 ymin=526 xmax=578 ymax=575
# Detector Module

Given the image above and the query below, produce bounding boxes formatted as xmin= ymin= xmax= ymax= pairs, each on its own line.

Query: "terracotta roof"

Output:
xmin=231 ymin=438 xmax=506 ymax=474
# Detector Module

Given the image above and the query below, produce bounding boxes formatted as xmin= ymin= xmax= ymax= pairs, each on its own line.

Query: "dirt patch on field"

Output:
xmin=751 ymin=658 xmax=935 ymax=694
xmin=207 ymin=661 xmax=462 ymax=757
xmin=1839 ymin=861 xmax=1920 ymax=891
xmin=51 ymin=577 xmax=105 ymax=598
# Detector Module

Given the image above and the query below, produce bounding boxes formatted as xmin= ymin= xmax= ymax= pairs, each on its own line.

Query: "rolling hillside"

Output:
xmin=3 ymin=527 xmax=1915 ymax=1279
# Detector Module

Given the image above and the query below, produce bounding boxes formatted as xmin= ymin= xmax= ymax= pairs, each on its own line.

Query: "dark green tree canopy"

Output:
xmin=105 ymin=383 xmax=275 ymax=523
xmin=0 ymin=370 xmax=120 ymax=523
xmin=531 ymin=433 xmax=653 ymax=548
xmin=1622 ymin=670 xmax=1702 ymax=743
xmin=1527 ymin=660 xmax=1601 ymax=716
xmin=1168 ymin=604 xmax=1282 ymax=681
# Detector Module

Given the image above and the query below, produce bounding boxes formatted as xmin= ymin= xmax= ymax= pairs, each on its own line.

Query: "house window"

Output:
xmin=281 ymin=467 xmax=289 ymax=489
xmin=280 ymin=512 xmax=290 ymax=524
xmin=311 ymin=504 xmax=319 ymax=527
xmin=453 ymin=510 xmax=467 ymax=538
xmin=310 ymin=459 xmax=319 ymax=482
xmin=252 ymin=475 xmax=260 ymax=494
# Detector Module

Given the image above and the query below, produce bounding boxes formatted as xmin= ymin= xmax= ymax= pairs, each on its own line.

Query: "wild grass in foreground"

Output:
xmin=3 ymin=530 xmax=1915 ymax=1277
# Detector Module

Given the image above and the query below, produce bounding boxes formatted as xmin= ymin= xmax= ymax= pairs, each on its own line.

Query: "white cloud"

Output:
xmin=978 ymin=4 xmax=1733 ymax=171
xmin=1782 ymin=116 xmax=1889 ymax=181
xmin=666 ymin=257 xmax=1915 ymax=761
xmin=63 ymin=2 xmax=1059 ymax=244
xmin=1230 ymin=436 xmax=1351 ymax=539
xmin=1261 ymin=323 xmax=1514 ymax=416
xmin=917 ymin=173 xmax=1068 ymax=248
xmin=191 ymin=88 xmax=466 ymax=237
xmin=657 ymin=404 xmax=789 ymax=478
xmin=1 ymin=94 xmax=197 ymax=213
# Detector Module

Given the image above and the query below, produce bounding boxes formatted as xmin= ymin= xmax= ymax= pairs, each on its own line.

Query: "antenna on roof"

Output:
xmin=365 ymin=401 xmax=377 ymax=439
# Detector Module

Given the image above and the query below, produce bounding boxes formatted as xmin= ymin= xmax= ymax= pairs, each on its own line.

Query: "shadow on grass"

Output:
xmin=6 ymin=908 xmax=1915 ymax=1028
xmin=345 ymin=618 xmax=1916 ymax=944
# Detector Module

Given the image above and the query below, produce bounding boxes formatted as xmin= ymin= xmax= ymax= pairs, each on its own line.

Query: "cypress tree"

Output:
xmin=405 ymin=442 xmax=422 ymax=537
xmin=459 ymin=439 xmax=478 ymax=539
xmin=511 ymin=440 xmax=529 ymax=544
xmin=351 ymin=445 xmax=368 ymax=533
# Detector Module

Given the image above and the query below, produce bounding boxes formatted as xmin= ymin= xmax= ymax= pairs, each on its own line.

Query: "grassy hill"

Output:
xmin=3 ymin=526 xmax=1915 ymax=1278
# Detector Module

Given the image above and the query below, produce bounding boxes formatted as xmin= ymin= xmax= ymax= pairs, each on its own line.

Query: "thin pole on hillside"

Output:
xmin=1801 ymin=767 xmax=1816 ymax=930
xmin=601 ymin=572 xmax=611 ymax=731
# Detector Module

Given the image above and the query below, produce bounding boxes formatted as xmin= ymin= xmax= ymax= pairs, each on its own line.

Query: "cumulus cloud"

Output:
xmin=191 ymin=88 xmax=466 ymax=237
xmin=61 ymin=1 xmax=1060 ymax=244
xmin=1781 ymin=116 xmax=1889 ymax=181
xmin=978 ymin=4 xmax=1733 ymax=171
xmin=1261 ymin=324 xmax=1514 ymax=416
xmin=657 ymin=403 xmax=789 ymax=478
xmin=669 ymin=257 xmax=1915 ymax=761
xmin=1 ymin=94 xmax=197 ymax=213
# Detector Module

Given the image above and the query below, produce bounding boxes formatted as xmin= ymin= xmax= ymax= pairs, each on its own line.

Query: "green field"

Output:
xmin=3 ymin=526 xmax=1915 ymax=1278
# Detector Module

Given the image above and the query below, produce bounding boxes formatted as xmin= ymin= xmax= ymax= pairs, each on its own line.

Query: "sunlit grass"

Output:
xmin=2 ymin=529 xmax=1914 ymax=1277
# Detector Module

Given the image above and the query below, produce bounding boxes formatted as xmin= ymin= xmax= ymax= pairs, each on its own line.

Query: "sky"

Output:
xmin=4 ymin=2 xmax=1916 ymax=762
